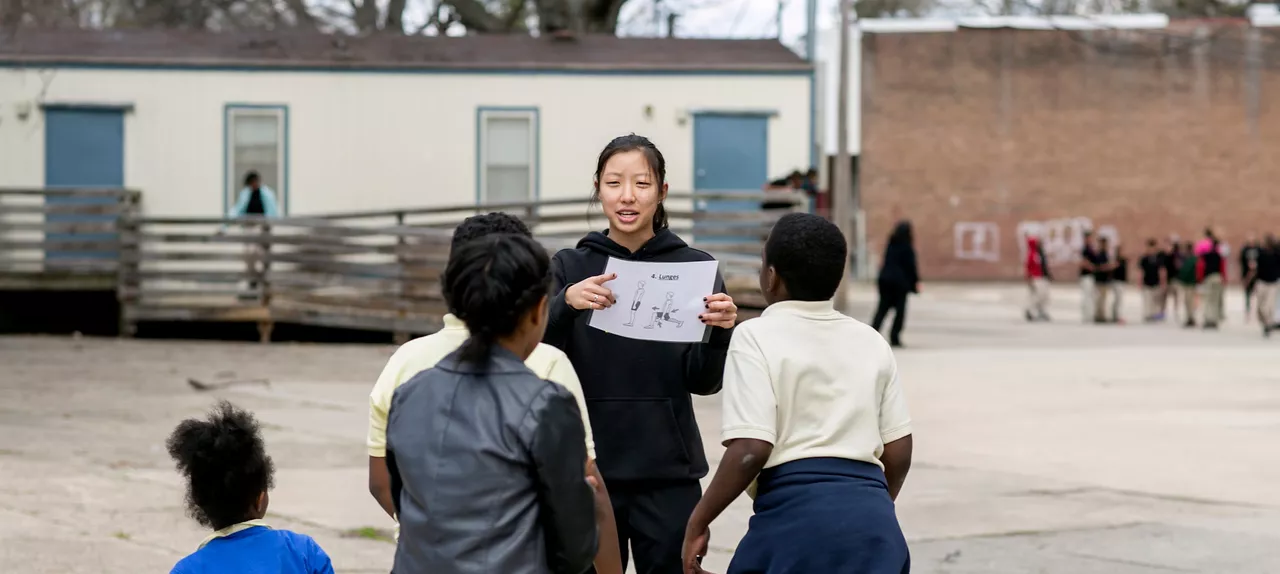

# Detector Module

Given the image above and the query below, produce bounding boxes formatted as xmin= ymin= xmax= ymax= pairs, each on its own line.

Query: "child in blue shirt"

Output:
xmin=167 ymin=401 xmax=334 ymax=574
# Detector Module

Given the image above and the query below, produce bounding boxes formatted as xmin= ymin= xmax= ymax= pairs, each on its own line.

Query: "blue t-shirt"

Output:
xmin=172 ymin=526 xmax=333 ymax=574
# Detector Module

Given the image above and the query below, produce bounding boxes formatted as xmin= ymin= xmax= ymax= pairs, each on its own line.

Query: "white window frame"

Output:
xmin=225 ymin=105 xmax=287 ymax=215
xmin=477 ymin=108 xmax=538 ymax=205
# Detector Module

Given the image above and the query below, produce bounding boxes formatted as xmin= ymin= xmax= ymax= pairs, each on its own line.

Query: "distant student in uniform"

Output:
xmin=1079 ymin=231 xmax=1100 ymax=323
xmin=1139 ymin=239 xmax=1167 ymax=322
xmin=1176 ymin=241 xmax=1200 ymax=328
xmin=1110 ymin=243 xmax=1129 ymax=324
xmin=1241 ymin=235 xmax=1262 ymax=322
xmin=167 ymin=401 xmax=334 ymax=574
xmin=1024 ymin=233 xmax=1051 ymax=322
xmin=367 ymin=213 xmax=621 ymax=574
xmin=682 ymin=213 xmax=912 ymax=574
xmin=386 ymin=233 xmax=598 ymax=574
xmin=1247 ymin=234 xmax=1278 ymax=337
xmin=1161 ymin=238 xmax=1181 ymax=322
xmin=1197 ymin=237 xmax=1227 ymax=330
xmin=1092 ymin=236 xmax=1115 ymax=323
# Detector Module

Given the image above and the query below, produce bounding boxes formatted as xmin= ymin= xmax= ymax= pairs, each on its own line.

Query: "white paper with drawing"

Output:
xmin=587 ymin=257 xmax=720 ymax=343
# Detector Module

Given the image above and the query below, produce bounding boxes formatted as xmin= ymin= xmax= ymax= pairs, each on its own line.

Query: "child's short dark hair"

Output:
xmin=765 ymin=213 xmax=847 ymax=301
xmin=451 ymin=212 xmax=533 ymax=252
xmin=443 ymin=233 xmax=552 ymax=368
xmin=243 ymin=171 xmax=260 ymax=186
xmin=166 ymin=401 xmax=275 ymax=530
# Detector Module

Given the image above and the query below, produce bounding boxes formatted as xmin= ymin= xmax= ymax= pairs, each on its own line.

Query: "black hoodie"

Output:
xmin=545 ymin=229 xmax=733 ymax=483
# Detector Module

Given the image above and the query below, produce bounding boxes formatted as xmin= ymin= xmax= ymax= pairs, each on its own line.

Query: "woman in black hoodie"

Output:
xmin=544 ymin=134 xmax=737 ymax=574
xmin=871 ymin=220 xmax=920 ymax=347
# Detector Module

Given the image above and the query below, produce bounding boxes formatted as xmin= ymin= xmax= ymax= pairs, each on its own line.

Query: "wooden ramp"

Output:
xmin=3 ymin=189 xmax=806 ymax=341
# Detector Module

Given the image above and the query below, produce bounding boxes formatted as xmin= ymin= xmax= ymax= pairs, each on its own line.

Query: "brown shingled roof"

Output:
xmin=0 ymin=28 xmax=810 ymax=72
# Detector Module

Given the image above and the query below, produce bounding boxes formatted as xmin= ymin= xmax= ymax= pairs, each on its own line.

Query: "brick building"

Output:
xmin=859 ymin=21 xmax=1280 ymax=281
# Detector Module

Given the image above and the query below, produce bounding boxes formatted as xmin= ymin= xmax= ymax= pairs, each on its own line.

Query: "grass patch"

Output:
xmin=342 ymin=526 xmax=394 ymax=544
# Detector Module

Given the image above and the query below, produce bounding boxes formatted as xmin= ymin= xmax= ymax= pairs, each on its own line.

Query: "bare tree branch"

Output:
xmin=440 ymin=0 xmax=504 ymax=31
xmin=384 ymin=0 xmax=408 ymax=31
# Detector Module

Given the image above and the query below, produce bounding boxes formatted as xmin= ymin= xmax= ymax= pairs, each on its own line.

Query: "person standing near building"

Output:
xmin=1110 ymin=243 xmax=1129 ymax=324
xmin=1092 ymin=236 xmax=1114 ymax=323
xmin=544 ymin=135 xmax=737 ymax=574
xmin=872 ymin=221 xmax=920 ymax=347
xmin=1079 ymin=231 xmax=1100 ymax=323
xmin=1248 ymin=234 xmax=1279 ymax=337
xmin=1241 ymin=235 xmax=1262 ymax=323
xmin=222 ymin=171 xmax=282 ymax=293
xmin=1161 ymin=238 xmax=1181 ymax=322
xmin=1197 ymin=239 xmax=1227 ymax=330
xmin=1024 ymin=234 xmax=1051 ymax=322
xmin=1139 ymin=239 xmax=1167 ymax=322
xmin=1176 ymin=241 xmax=1200 ymax=328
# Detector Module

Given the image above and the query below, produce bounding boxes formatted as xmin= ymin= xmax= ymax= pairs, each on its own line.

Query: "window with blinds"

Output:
xmin=479 ymin=110 xmax=537 ymax=205
xmin=226 ymin=106 xmax=286 ymax=213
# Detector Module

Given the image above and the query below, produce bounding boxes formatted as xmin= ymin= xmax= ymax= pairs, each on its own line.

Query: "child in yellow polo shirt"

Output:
xmin=365 ymin=212 xmax=620 ymax=574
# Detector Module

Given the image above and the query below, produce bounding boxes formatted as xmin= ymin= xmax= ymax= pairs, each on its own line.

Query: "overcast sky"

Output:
xmin=617 ymin=0 xmax=842 ymax=53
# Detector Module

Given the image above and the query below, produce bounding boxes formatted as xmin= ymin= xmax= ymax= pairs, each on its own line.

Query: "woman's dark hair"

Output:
xmin=591 ymin=134 xmax=668 ymax=233
xmin=166 ymin=401 xmax=275 ymax=530
xmin=888 ymin=220 xmax=913 ymax=246
xmin=443 ymin=233 xmax=552 ymax=369
xmin=243 ymin=171 xmax=260 ymax=186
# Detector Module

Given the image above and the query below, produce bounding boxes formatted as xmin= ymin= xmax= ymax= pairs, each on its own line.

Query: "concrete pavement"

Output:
xmin=0 ymin=281 xmax=1276 ymax=573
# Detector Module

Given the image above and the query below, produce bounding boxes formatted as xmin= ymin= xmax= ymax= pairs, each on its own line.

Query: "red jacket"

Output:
xmin=1025 ymin=237 xmax=1047 ymax=279
xmin=1196 ymin=249 xmax=1227 ymax=283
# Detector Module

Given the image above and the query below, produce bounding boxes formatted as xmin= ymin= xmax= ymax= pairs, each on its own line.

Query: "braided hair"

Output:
xmin=442 ymin=233 xmax=552 ymax=370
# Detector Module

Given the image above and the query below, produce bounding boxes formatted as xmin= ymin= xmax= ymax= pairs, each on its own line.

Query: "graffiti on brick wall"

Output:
xmin=954 ymin=222 xmax=1000 ymax=262
xmin=1016 ymin=217 xmax=1119 ymax=264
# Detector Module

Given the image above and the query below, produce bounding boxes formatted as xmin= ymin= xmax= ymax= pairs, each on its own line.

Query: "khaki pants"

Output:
xmin=1202 ymin=274 xmax=1224 ymax=325
xmin=1178 ymin=283 xmax=1197 ymax=324
xmin=1142 ymin=286 xmax=1162 ymax=320
xmin=1109 ymin=283 xmax=1124 ymax=322
xmin=1257 ymin=281 xmax=1278 ymax=325
xmin=1027 ymin=277 xmax=1050 ymax=318
xmin=1080 ymin=276 xmax=1096 ymax=323
xmin=1094 ymin=281 xmax=1110 ymax=322
xmin=240 ymin=223 xmax=270 ymax=292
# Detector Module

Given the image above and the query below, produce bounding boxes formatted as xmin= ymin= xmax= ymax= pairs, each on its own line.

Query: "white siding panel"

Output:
xmin=0 ymin=67 xmax=809 ymax=216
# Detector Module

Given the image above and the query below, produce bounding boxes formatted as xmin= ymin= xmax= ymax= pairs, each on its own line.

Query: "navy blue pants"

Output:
xmin=728 ymin=458 xmax=910 ymax=574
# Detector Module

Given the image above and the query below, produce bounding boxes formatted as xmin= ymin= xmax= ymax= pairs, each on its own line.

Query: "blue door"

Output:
xmin=44 ymin=107 xmax=126 ymax=261
xmin=692 ymin=114 xmax=769 ymax=243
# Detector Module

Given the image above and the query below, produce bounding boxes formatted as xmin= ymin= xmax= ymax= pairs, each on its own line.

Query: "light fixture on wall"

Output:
xmin=643 ymin=104 xmax=654 ymax=119
xmin=675 ymin=109 xmax=689 ymax=127
xmin=15 ymin=101 xmax=32 ymax=121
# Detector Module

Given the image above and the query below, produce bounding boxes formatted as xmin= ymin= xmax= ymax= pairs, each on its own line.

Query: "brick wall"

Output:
xmin=859 ymin=25 xmax=1280 ymax=281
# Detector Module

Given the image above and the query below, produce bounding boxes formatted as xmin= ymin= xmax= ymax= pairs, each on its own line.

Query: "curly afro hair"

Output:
xmin=166 ymin=401 xmax=275 ymax=530
xmin=765 ymin=213 xmax=847 ymax=302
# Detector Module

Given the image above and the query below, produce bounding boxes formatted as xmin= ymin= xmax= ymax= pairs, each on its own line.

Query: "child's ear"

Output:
xmin=253 ymin=491 xmax=269 ymax=518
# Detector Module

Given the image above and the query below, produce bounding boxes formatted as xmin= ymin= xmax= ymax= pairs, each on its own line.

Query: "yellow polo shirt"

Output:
xmin=368 ymin=314 xmax=595 ymax=460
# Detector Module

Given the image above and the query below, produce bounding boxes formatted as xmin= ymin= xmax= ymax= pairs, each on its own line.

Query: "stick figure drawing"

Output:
xmin=644 ymin=292 xmax=684 ymax=329
xmin=623 ymin=280 xmax=646 ymax=327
